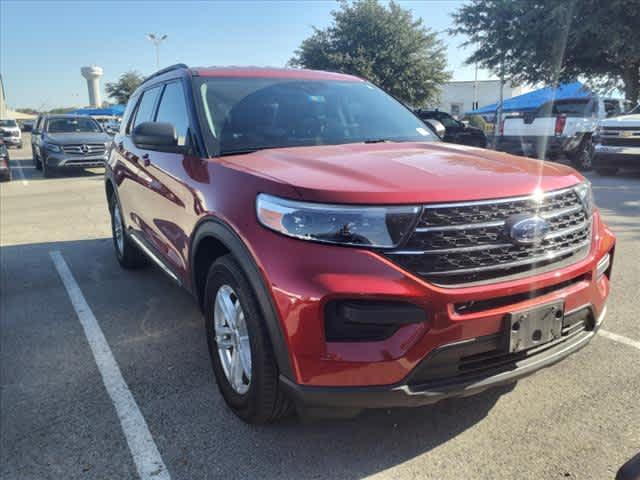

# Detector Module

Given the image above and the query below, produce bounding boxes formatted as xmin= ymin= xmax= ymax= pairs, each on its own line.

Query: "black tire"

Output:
xmin=595 ymin=167 xmax=619 ymax=176
xmin=34 ymin=152 xmax=42 ymax=170
xmin=569 ymin=138 xmax=594 ymax=171
xmin=108 ymin=194 xmax=147 ymax=269
xmin=204 ymin=254 xmax=292 ymax=424
xmin=42 ymin=157 xmax=55 ymax=178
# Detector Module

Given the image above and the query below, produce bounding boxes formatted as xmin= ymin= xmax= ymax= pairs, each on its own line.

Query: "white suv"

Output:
xmin=0 ymin=119 xmax=23 ymax=148
xmin=593 ymin=105 xmax=640 ymax=175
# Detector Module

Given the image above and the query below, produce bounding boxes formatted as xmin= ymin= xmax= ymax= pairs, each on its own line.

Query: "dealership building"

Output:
xmin=433 ymin=80 xmax=531 ymax=117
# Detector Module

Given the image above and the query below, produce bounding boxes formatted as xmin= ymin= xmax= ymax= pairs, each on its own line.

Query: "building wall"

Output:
xmin=433 ymin=80 xmax=530 ymax=118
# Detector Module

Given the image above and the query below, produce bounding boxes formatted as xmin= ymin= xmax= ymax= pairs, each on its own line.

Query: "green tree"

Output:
xmin=105 ymin=71 xmax=144 ymax=104
xmin=289 ymin=0 xmax=451 ymax=107
xmin=451 ymin=0 xmax=640 ymax=103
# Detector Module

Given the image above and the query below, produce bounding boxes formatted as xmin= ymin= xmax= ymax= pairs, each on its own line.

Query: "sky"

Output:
xmin=0 ymin=0 xmax=493 ymax=110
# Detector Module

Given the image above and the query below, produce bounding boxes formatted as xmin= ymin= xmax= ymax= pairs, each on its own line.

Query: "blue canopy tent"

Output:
xmin=69 ymin=105 xmax=126 ymax=117
xmin=469 ymin=82 xmax=592 ymax=115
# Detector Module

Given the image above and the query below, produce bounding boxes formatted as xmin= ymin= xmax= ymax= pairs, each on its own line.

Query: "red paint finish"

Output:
xmin=107 ymin=67 xmax=614 ymax=392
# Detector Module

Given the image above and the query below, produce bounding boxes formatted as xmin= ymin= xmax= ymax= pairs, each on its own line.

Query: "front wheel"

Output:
xmin=204 ymin=255 xmax=292 ymax=424
xmin=569 ymin=139 xmax=594 ymax=171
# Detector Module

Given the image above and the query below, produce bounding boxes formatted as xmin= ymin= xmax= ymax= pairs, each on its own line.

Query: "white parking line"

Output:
xmin=599 ymin=329 xmax=640 ymax=351
xmin=50 ymin=251 xmax=171 ymax=480
xmin=13 ymin=159 xmax=29 ymax=186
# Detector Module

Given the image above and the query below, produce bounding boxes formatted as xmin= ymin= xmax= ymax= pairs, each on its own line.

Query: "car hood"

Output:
xmin=220 ymin=142 xmax=583 ymax=204
xmin=599 ymin=113 xmax=640 ymax=127
xmin=45 ymin=132 xmax=111 ymax=144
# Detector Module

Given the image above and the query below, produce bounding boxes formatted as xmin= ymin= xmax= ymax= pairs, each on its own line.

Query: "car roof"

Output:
xmin=191 ymin=66 xmax=363 ymax=82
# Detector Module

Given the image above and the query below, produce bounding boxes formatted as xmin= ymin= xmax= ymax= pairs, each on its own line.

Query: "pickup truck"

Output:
xmin=496 ymin=97 xmax=629 ymax=170
xmin=592 ymin=105 xmax=640 ymax=175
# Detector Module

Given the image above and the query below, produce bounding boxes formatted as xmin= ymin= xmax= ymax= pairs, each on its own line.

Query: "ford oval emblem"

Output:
xmin=507 ymin=216 xmax=550 ymax=245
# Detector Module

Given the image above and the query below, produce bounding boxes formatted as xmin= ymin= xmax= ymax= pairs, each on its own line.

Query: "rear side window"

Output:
xmin=131 ymin=86 xmax=161 ymax=132
xmin=155 ymin=82 xmax=190 ymax=146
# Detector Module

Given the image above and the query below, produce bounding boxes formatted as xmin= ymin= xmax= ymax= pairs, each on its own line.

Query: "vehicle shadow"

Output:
xmin=587 ymin=171 xmax=640 ymax=242
xmin=1 ymin=238 xmax=513 ymax=480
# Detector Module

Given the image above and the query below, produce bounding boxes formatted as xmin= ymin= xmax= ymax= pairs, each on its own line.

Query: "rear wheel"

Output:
xmin=108 ymin=195 xmax=147 ymax=269
xmin=204 ymin=255 xmax=292 ymax=424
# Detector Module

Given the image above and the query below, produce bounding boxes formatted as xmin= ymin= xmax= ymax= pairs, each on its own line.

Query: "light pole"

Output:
xmin=146 ymin=33 xmax=167 ymax=71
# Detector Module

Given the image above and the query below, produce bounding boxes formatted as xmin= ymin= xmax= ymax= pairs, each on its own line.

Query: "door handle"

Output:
xmin=142 ymin=153 xmax=150 ymax=166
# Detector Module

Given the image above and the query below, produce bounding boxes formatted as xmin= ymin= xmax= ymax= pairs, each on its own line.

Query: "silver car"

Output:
xmin=32 ymin=115 xmax=111 ymax=177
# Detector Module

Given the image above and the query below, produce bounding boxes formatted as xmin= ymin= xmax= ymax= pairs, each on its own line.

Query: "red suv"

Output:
xmin=105 ymin=65 xmax=615 ymax=424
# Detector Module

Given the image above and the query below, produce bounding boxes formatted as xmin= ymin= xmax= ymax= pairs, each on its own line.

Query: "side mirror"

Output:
xmin=132 ymin=122 xmax=179 ymax=152
xmin=424 ymin=119 xmax=446 ymax=139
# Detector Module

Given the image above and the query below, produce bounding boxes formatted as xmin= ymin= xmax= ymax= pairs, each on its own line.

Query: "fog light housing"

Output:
xmin=325 ymin=300 xmax=426 ymax=342
xmin=596 ymin=253 xmax=611 ymax=279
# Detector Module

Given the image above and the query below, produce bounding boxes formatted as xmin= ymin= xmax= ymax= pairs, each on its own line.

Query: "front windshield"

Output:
xmin=196 ymin=77 xmax=437 ymax=155
xmin=0 ymin=120 xmax=17 ymax=127
xmin=47 ymin=117 xmax=102 ymax=133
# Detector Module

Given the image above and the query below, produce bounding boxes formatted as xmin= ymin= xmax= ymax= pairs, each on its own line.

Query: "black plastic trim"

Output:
xmin=281 ymin=305 xmax=605 ymax=409
xmin=190 ymin=217 xmax=294 ymax=379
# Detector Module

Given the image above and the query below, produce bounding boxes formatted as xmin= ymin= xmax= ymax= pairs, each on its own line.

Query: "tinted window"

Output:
xmin=155 ymin=82 xmax=190 ymax=146
xmin=132 ymin=86 xmax=161 ymax=131
xmin=46 ymin=117 xmax=102 ymax=133
xmin=550 ymin=100 xmax=590 ymax=117
xmin=197 ymin=77 xmax=436 ymax=155
xmin=604 ymin=100 xmax=621 ymax=117
xmin=0 ymin=120 xmax=17 ymax=127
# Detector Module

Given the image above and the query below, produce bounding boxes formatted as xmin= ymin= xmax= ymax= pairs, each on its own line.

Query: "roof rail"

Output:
xmin=142 ymin=63 xmax=189 ymax=85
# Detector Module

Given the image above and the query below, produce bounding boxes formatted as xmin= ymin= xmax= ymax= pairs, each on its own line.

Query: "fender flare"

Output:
xmin=190 ymin=218 xmax=294 ymax=380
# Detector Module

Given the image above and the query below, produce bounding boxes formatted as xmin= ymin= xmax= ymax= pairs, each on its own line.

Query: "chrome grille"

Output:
xmin=385 ymin=187 xmax=591 ymax=286
xmin=600 ymin=126 xmax=640 ymax=147
xmin=61 ymin=143 xmax=106 ymax=155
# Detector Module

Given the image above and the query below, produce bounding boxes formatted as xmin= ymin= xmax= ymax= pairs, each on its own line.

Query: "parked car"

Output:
xmin=592 ymin=108 xmax=640 ymax=175
xmin=0 ymin=119 xmax=23 ymax=148
xmin=416 ymin=110 xmax=487 ymax=147
xmin=497 ymin=97 xmax=628 ymax=170
xmin=0 ymin=140 xmax=11 ymax=182
xmin=31 ymin=114 xmax=111 ymax=177
xmin=20 ymin=120 xmax=35 ymax=132
xmin=106 ymin=64 xmax=614 ymax=424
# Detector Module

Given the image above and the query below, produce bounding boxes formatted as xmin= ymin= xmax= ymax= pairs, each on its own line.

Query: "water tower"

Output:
xmin=81 ymin=66 xmax=103 ymax=107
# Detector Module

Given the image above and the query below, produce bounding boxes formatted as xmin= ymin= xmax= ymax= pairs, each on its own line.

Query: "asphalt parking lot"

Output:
xmin=1 ymin=135 xmax=639 ymax=480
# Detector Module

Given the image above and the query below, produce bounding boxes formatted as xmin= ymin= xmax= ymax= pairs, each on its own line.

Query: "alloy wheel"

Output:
xmin=213 ymin=285 xmax=252 ymax=394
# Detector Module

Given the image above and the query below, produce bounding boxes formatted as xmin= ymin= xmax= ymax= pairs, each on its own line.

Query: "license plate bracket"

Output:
xmin=507 ymin=301 xmax=564 ymax=353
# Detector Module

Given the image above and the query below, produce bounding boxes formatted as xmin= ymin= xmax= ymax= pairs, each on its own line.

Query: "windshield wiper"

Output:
xmin=218 ymin=148 xmax=259 ymax=156
xmin=363 ymin=138 xmax=393 ymax=144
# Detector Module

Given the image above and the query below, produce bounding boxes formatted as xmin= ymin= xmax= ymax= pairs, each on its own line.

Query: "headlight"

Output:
xmin=575 ymin=181 xmax=594 ymax=217
xmin=45 ymin=143 xmax=62 ymax=153
xmin=256 ymin=194 xmax=420 ymax=248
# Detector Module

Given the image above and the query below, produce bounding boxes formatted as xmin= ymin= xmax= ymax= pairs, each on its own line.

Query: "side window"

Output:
xmin=131 ymin=86 xmax=161 ymax=132
xmin=155 ymin=82 xmax=190 ymax=146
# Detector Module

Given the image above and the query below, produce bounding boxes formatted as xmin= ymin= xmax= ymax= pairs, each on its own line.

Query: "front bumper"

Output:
xmin=45 ymin=152 xmax=106 ymax=168
xmin=253 ymin=209 xmax=614 ymax=393
xmin=281 ymin=305 xmax=605 ymax=408
xmin=594 ymin=144 xmax=640 ymax=169
xmin=3 ymin=136 xmax=22 ymax=146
